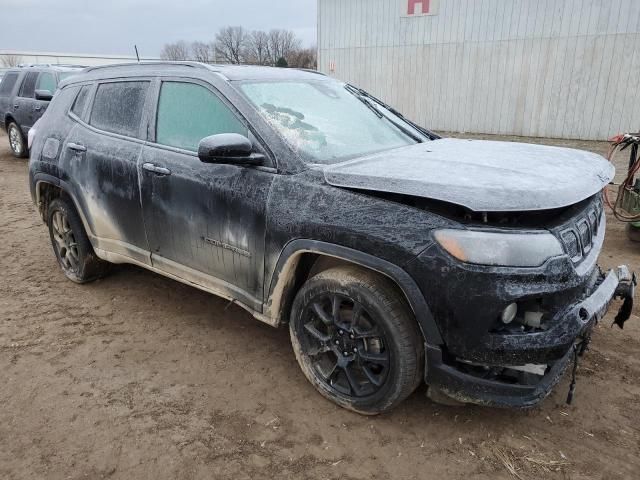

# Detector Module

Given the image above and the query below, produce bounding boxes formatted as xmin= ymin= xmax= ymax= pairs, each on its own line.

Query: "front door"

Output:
xmin=139 ymin=80 xmax=274 ymax=310
xmin=31 ymin=71 xmax=56 ymax=123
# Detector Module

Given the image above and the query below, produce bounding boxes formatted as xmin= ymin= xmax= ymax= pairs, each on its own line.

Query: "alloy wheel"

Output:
xmin=51 ymin=210 xmax=80 ymax=272
xmin=9 ymin=125 xmax=23 ymax=155
xmin=299 ymin=293 xmax=390 ymax=398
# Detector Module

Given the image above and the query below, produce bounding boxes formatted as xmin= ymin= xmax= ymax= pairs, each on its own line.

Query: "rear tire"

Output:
xmin=7 ymin=122 xmax=27 ymax=158
xmin=289 ymin=266 xmax=424 ymax=415
xmin=47 ymin=197 xmax=110 ymax=283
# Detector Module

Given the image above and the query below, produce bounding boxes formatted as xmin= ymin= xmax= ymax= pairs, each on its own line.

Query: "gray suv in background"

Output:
xmin=0 ymin=65 xmax=83 ymax=157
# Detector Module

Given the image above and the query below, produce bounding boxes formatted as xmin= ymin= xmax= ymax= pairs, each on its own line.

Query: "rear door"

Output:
xmin=14 ymin=71 xmax=39 ymax=135
xmin=59 ymin=79 xmax=152 ymax=265
xmin=139 ymin=78 xmax=275 ymax=309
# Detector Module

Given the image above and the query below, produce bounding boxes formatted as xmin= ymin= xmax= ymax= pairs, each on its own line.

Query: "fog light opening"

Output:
xmin=501 ymin=303 xmax=518 ymax=324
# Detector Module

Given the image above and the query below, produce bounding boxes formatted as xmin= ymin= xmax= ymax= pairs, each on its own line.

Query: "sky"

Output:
xmin=0 ymin=0 xmax=318 ymax=57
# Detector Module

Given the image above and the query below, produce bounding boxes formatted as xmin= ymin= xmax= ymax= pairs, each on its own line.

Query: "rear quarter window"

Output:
xmin=70 ymin=85 xmax=91 ymax=118
xmin=0 ymin=72 xmax=20 ymax=96
xmin=89 ymin=81 xmax=149 ymax=138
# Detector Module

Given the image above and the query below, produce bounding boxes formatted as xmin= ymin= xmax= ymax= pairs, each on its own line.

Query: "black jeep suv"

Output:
xmin=28 ymin=62 xmax=634 ymax=414
xmin=0 ymin=65 xmax=83 ymax=157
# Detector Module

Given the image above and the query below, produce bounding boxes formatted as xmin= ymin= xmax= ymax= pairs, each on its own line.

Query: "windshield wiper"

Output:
xmin=344 ymin=84 xmax=440 ymax=141
xmin=345 ymin=84 xmax=423 ymax=143
xmin=345 ymin=85 xmax=383 ymax=119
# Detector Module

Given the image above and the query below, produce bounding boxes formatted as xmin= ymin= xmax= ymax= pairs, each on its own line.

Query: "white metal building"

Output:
xmin=318 ymin=0 xmax=640 ymax=140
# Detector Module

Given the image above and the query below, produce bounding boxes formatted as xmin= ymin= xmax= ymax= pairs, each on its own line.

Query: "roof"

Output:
xmin=74 ymin=61 xmax=327 ymax=82
xmin=208 ymin=64 xmax=327 ymax=81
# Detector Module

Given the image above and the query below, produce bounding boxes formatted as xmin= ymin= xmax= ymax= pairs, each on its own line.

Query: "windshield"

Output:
xmin=239 ymin=80 xmax=427 ymax=164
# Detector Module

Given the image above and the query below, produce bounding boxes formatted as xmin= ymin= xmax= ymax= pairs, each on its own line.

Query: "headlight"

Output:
xmin=434 ymin=229 xmax=564 ymax=267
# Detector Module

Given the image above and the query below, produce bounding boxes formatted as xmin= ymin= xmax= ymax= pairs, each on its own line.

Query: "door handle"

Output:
xmin=34 ymin=105 xmax=42 ymax=112
xmin=13 ymin=104 xmax=18 ymax=109
xmin=67 ymin=142 xmax=86 ymax=152
xmin=142 ymin=163 xmax=171 ymax=175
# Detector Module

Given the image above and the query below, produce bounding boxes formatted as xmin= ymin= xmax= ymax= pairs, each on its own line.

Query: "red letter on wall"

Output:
xmin=408 ymin=0 xmax=430 ymax=15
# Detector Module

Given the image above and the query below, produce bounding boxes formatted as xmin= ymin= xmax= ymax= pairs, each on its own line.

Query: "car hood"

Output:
xmin=322 ymin=138 xmax=614 ymax=212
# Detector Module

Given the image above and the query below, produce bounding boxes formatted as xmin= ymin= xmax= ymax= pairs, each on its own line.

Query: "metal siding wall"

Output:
xmin=318 ymin=0 xmax=640 ymax=140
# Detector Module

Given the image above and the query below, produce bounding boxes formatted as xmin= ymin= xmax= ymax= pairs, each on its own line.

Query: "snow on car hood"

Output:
xmin=323 ymin=138 xmax=614 ymax=212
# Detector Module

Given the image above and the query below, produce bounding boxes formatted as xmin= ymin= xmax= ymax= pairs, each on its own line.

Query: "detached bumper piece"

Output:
xmin=426 ymin=265 xmax=636 ymax=408
xmin=612 ymin=265 xmax=636 ymax=329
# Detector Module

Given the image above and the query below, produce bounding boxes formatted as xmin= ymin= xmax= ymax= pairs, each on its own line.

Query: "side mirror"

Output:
xmin=197 ymin=133 xmax=264 ymax=166
xmin=35 ymin=89 xmax=53 ymax=101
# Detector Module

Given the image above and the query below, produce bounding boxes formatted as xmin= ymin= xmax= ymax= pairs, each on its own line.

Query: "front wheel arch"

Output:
xmin=266 ymin=240 xmax=443 ymax=346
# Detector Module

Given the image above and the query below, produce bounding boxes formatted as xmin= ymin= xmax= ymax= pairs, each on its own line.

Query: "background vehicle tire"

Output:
xmin=47 ymin=197 xmax=110 ymax=283
xmin=290 ymin=265 xmax=424 ymax=415
xmin=7 ymin=122 xmax=28 ymax=158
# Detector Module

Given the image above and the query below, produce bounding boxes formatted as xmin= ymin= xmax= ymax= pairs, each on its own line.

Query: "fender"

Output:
xmin=266 ymin=239 xmax=443 ymax=345
xmin=34 ymin=175 xmax=94 ymax=243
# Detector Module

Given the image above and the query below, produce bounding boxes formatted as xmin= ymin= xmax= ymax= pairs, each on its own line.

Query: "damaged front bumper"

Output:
xmin=425 ymin=265 xmax=635 ymax=407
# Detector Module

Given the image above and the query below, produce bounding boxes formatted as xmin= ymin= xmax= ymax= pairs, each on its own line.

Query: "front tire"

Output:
xmin=290 ymin=266 xmax=424 ymax=415
xmin=47 ymin=197 xmax=110 ymax=283
xmin=7 ymin=122 xmax=27 ymax=158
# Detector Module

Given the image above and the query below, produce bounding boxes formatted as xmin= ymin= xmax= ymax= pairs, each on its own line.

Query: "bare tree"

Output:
xmin=266 ymin=29 xmax=302 ymax=66
xmin=1 ymin=54 xmax=22 ymax=67
xmin=215 ymin=26 xmax=247 ymax=64
xmin=160 ymin=41 xmax=190 ymax=61
xmin=288 ymin=47 xmax=318 ymax=69
xmin=159 ymin=27 xmax=308 ymax=67
xmin=245 ymin=30 xmax=269 ymax=65
xmin=191 ymin=41 xmax=213 ymax=63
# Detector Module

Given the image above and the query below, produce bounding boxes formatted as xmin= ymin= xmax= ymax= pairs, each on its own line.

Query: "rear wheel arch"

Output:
xmin=5 ymin=114 xmax=17 ymax=131
xmin=35 ymin=180 xmax=94 ymax=242
xmin=266 ymin=240 xmax=443 ymax=346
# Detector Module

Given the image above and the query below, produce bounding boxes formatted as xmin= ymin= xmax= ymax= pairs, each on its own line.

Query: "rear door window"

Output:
xmin=0 ymin=72 xmax=19 ymax=95
xmin=89 ymin=81 xmax=149 ymax=138
xmin=19 ymin=72 xmax=39 ymax=98
xmin=36 ymin=72 xmax=56 ymax=93
xmin=155 ymin=81 xmax=247 ymax=151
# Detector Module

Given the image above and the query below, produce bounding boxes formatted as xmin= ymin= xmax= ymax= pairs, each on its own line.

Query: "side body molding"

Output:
xmin=266 ymin=239 xmax=443 ymax=345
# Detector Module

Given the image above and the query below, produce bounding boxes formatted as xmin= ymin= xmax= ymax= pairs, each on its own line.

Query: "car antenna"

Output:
xmin=134 ymin=45 xmax=140 ymax=63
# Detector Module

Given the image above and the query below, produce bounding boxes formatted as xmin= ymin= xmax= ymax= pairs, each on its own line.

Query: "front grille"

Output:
xmin=558 ymin=196 xmax=603 ymax=264
xmin=561 ymin=229 xmax=581 ymax=261
xmin=577 ymin=219 xmax=592 ymax=254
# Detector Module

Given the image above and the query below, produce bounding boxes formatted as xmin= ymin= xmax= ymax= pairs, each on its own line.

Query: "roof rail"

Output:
xmin=83 ymin=61 xmax=209 ymax=73
xmin=296 ymin=68 xmax=326 ymax=76
xmin=15 ymin=63 xmax=86 ymax=69
xmin=53 ymin=64 xmax=88 ymax=69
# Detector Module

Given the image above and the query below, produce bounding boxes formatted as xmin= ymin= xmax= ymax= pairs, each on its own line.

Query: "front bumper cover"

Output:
xmin=425 ymin=265 xmax=635 ymax=407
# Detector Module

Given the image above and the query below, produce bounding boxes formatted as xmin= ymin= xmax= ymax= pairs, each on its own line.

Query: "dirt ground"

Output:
xmin=1 ymin=132 xmax=639 ymax=480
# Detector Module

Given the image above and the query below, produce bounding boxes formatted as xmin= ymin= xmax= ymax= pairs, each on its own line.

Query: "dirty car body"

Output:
xmin=28 ymin=62 xmax=634 ymax=411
